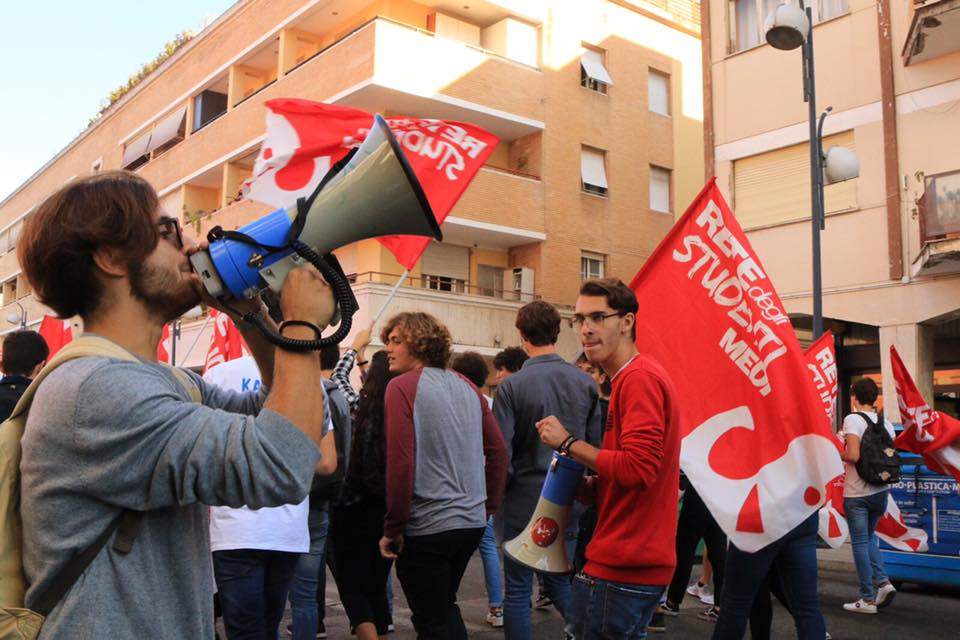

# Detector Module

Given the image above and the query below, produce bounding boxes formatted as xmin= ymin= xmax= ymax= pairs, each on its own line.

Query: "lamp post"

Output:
xmin=765 ymin=1 xmax=859 ymax=339
xmin=5 ymin=301 xmax=26 ymax=329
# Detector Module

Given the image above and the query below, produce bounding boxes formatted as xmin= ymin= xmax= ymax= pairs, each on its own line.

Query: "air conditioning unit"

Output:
xmin=503 ymin=267 xmax=535 ymax=302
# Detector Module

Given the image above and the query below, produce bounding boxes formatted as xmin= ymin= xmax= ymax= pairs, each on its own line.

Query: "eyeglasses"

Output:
xmin=157 ymin=216 xmax=183 ymax=249
xmin=569 ymin=311 xmax=622 ymax=329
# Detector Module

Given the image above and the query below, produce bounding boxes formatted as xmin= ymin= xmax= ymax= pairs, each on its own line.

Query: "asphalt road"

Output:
xmin=282 ymin=559 xmax=960 ymax=639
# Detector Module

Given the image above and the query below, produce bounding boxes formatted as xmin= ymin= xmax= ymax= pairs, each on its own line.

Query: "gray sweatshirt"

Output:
xmin=19 ymin=356 xmax=322 ymax=639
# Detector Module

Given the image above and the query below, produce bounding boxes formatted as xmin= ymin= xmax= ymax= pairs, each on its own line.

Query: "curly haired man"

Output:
xmin=377 ymin=312 xmax=508 ymax=639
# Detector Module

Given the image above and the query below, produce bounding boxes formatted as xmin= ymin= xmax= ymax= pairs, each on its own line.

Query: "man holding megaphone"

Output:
xmin=536 ymin=278 xmax=681 ymax=640
xmin=15 ymin=171 xmax=338 ymax=639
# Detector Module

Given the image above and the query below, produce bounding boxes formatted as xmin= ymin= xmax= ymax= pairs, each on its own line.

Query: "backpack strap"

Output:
xmin=852 ymin=411 xmax=880 ymax=430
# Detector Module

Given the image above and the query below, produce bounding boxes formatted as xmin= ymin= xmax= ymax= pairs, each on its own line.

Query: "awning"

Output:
xmin=580 ymin=49 xmax=613 ymax=86
xmin=147 ymin=105 xmax=187 ymax=154
xmin=581 ymin=147 xmax=608 ymax=189
xmin=122 ymin=131 xmax=152 ymax=168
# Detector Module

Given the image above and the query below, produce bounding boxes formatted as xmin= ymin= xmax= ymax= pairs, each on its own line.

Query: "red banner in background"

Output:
xmin=157 ymin=324 xmax=172 ymax=364
xmin=243 ymin=99 xmax=499 ymax=270
xmin=630 ymin=179 xmax=843 ymax=552
xmin=892 ymin=346 xmax=960 ymax=483
xmin=203 ymin=310 xmax=248 ymax=374
xmin=38 ymin=316 xmax=73 ymax=357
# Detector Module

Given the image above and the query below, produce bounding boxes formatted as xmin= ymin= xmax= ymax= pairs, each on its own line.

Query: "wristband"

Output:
xmin=278 ymin=320 xmax=324 ymax=340
xmin=558 ymin=435 xmax=578 ymax=456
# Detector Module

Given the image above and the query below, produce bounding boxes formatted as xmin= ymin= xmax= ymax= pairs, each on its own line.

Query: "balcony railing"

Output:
xmin=351 ymin=271 xmax=538 ymax=302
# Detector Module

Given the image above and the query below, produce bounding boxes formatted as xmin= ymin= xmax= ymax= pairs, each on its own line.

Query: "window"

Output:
xmin=122 ymin=130 xmax=152 ymax=170
xmin=422 ymin=274 xmax=467 ymax=293
xmin=581 ymin=146 xmax=609 ymax=196
xmin=730 ymin=0 xmax=849 ymax=52
xmin=580 ymin=47 xmax=613 ymax=94
xmin=193 ymin=90 xmax=228 ymax=132
xmin=648 ymin=69 xmax=670 ymax=116
xmin=920 ymin=169 xmax=960 ymax=240
xmin=2 ymin=278 xmax=17 ymax=306
xmin=581 ymin=252 xmax=605 ymax=280
xmin=733 ymin=130 xmax=857 ymax=229
xmin=477 ymin=265 xmax=505 ymax=297
xmin=147 ymin=106 xmax=187 ymax=158
xmin=818 ymin=0 xmax=849 ymax=21
xmin=650 ymin=166 xmax=672 ymax=213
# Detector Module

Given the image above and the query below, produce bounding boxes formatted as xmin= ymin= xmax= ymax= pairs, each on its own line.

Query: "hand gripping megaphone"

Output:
xmin=189 ymin=114 xmax=442 ymax=350
xmin=504 ymin=452 xmax=585 ymax=574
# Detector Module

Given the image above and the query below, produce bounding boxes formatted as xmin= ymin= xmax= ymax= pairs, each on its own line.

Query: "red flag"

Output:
xmin=243 ymin=99 xmax=499 ymax=269
xmin=38 ymin=316 xmax=73 ymax=357
xmin=157 ymin=324 xmax=172 ymax=364
xmin=891 ymin=345 xmax=960 ymax=482
xmin=630 ymin=179 xmax=843 ymax=552
xmin=203 ymin=310 xmax=248 ymax=374
xmin=810 ymin=338 xmax=928 ymax=551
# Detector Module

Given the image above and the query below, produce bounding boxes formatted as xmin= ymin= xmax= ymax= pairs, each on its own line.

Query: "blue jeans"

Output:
xmin=565 ymin=573 xmax=664 ymax=639
xmin=289 ymin=501 xmax=329 ymax=640
xmin=212 ymin=549 xmax=299 ymax=640
xmin=844 ymin=490 xmax=890 ymax=601
xmin=478 ymin=516 xmax=503 ymax=607
xmin=503 ymin=522 xmax=577 ymax=640
xmin=713 ymin=512 xmax=824 ymax=640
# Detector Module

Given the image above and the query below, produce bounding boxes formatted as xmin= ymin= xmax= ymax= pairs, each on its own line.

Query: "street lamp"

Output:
xmin=5 ymin=301 xmax=26 ymax=329
xmin=765 ymin=1 xmax=859 ymax=339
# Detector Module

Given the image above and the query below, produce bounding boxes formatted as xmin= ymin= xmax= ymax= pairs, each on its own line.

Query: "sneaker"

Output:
xmin=386 ymin=623 xmax=395 ymax=633
xmin=658 ymin=602 xmax=680 ymax=617
xmin=843 ymin=599 xmax=877 ymax=614
xmin=647 ymin=611 xmax=666 ymax=633
xmin=686 ymin=581 xmax=715 ymax=605
xmin=316 ymin=622 xmax=327 ymax=639
xmin=875 ymin=582 xmax=897 ymax=609
xmin=697 ymin=607 xmax=719 ymax=623
xmin=486 ymin=606 xmax=504 ymax=628
xmin=825 ymin=633 xmax=832 ymax=640
xmin=534 ymin=592 xmax=552 ymax=609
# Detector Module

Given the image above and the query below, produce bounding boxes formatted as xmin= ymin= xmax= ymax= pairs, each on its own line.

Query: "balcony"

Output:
xmin=903 ymin=0 xmax=960 ymax=66
xmin=140 ymin=16 xmax=543 ymax=195
xmin=913 ymin=168 xmax=960 ymax=276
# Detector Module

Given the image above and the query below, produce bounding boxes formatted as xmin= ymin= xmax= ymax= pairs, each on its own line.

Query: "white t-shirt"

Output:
xmin=842 ymin=411 xmax=896 ymax=499
xmin=204 ymin=357 xmax=314 ymax=553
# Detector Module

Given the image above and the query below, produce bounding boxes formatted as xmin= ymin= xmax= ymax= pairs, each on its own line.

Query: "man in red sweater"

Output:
xmin=537 ymin=278 xmax=680 ymax=639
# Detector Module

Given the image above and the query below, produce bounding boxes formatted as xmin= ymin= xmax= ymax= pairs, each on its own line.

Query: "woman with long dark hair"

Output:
xmin=331 ymin=350 xmax=397 ymax=640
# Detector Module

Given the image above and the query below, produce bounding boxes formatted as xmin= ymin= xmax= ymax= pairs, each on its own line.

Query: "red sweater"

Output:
xmin=585 ymin=354 xmax=681 ymax=586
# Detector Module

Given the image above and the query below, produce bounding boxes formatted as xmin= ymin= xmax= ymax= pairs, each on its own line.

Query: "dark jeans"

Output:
xmin=748 ymin=565 xmax=791 ymax=640
xmin=665 ymin=486 xmax=726 ymax=606
xmin=212 ymin=549 xmax=300 ymax=640
xmin=503 ymin=521 xmax=577 ymax=640
xmin=395 ymin=527 xmax=485 ymax=639
xmin=566 ymin=573 xmax=664 ymax=639
xmin=712 ymin=512 xmax=824 ymax=640
xmin=289 ymin=502 xmax=329 ymax=640
xmin=331 ymin=497 xmax=394 ymax=634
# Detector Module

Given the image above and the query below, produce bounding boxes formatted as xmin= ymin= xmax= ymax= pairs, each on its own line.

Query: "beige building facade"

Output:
xmin=0 ymin=0 xmax=703 ymax=379
xmin=703 ymin=0 xmax=960 ymax=420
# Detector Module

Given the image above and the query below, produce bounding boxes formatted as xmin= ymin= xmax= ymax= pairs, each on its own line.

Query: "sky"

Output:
xmin=0 ymin=1 xmax=237 ymax=202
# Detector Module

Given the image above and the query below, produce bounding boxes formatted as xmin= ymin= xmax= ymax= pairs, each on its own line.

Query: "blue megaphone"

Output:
xmin=504 ymin=452 xmax=585 ymax=574
xmin=189 ymin=114 xmax=442 ymax=349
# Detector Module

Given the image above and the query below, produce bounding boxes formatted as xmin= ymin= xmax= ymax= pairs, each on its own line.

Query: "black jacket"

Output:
xmin=0 ymin=374 xmax=31 ymax=422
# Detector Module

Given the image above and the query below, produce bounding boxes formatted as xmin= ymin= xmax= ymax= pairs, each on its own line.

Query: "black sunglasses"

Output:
xmin=157 ymin=216 xmax=183 ymax=249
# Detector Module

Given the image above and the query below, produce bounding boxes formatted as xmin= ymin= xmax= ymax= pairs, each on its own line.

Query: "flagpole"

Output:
xmin=372 ymin=269 xmax=409 ymax=325
xmin=178 ymin=313 xmax=214 ymax=367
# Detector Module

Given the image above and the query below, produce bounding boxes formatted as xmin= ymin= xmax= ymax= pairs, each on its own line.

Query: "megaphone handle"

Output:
xmin=237 ymin=240 xmax=357 ymax=351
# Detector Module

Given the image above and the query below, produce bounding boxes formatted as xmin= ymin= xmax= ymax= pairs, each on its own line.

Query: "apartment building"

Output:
xmin=703 ymin=0 xmax=960 ymax=420
xmin=0 ymin=0 xmax=703 ymax=372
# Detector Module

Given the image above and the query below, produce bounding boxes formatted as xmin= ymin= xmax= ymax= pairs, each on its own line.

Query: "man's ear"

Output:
xmin=92 ymin=247 xmax=129 ymax=278
xmin=621 ymin=312 xmax=636 ymax=337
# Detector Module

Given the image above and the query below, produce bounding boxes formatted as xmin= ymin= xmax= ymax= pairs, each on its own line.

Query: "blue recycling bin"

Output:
xmin=880 ymin=451 xmax=960 ymax=588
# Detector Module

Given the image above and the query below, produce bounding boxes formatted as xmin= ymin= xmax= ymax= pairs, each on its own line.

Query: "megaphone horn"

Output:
xmin=189 ymin=114 xmax=442 ymax=350
xmin=504 ymin=452 xmax=585 ymax=574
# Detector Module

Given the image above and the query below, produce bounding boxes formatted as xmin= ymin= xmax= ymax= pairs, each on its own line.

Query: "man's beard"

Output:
xmin=129 ymin=260 xmax=199 ymax=323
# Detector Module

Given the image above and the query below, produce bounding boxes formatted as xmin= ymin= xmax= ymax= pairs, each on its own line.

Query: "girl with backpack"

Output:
xmin=840 ymin=377 xmax=900 ymax=615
